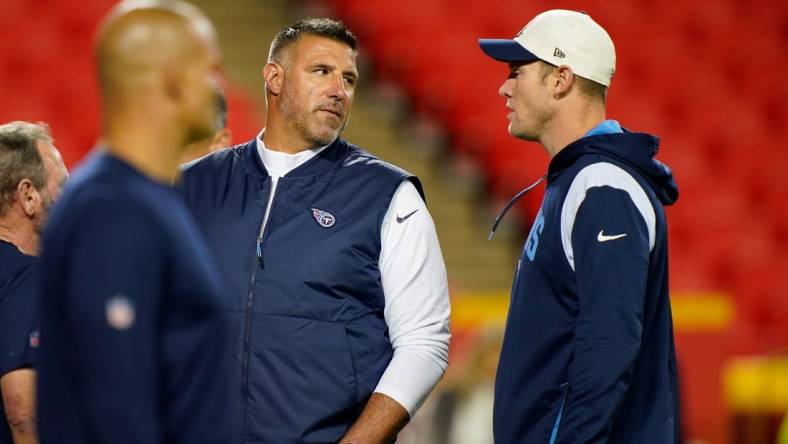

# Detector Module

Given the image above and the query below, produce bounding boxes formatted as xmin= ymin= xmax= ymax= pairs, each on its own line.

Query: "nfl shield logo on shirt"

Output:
xmin=311 ymin=208 xmax=336 ymax=228
xmin=29 ymin=330 xmax=39 ymax=348
xmin=106 ymin=295 xmax=136 ymax=330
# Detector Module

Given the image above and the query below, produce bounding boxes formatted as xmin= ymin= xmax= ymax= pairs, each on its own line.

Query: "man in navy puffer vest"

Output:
xmin=179 ymin=18 xmax=451 ymax=444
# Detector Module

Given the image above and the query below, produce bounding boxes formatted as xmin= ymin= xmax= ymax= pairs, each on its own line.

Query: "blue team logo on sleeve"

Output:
xmin=525 ymin=210 xmax=545 ymax=262
xmin=311 ymin=208 xmax=336 ymax=228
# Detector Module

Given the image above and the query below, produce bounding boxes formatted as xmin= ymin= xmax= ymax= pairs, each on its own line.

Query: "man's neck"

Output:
xmin=103 ymin=110 xmax=183 ymax=184
xmin=540 ymin=103 xmax=606 ymax=158
xmin=0 ymin=220 xmax=37 ymax=256
xmin=262 ymin=114 xmax=317 ymax=154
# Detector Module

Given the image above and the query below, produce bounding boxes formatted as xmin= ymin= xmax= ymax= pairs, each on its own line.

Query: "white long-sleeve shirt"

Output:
xmin=256 ymin=133 xmax=450 ymax=416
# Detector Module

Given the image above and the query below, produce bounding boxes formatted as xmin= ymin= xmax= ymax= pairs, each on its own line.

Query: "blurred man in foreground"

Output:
xmin=480 ymin=9 xmax=680 ymax=443
xmin=179 ymin=17 xmax=451 ymax=443
xmin=37 ymin=2 xmax=235 ymax=443
xmin=0 ymin=121 xmax=67 ymax=444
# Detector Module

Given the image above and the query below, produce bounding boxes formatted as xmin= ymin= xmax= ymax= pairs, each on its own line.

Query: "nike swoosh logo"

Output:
xmin=396 ymin=210 xmax=419 ymax=223
xmin=597 ymin=230 xmax=627 ymax=242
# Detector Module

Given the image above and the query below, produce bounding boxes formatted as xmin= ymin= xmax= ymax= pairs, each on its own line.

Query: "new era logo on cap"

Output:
xmin=479 ymin=9 xmax=616 ymax=87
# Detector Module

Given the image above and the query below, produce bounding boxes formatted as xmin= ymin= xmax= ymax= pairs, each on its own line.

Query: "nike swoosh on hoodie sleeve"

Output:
xmin=560 ymin=162 xmax=655 ymax=271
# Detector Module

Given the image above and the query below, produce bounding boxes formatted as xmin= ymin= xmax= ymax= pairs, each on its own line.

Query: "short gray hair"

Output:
xmin=268 ymin=17 xmax=357 ymax=63
xmin=0 ymin=121 xmax=52 ymax=216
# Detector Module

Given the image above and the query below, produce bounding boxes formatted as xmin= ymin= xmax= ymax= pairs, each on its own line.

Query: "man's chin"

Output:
xmin=509 ymin=126 xmax=538 ymax=142
xmin=307 ymin=127 xmax=341 ymax=147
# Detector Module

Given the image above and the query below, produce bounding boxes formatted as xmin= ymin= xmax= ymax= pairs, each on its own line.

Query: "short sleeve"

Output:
xmin=0 ymin=265 xmax=38 ymax=376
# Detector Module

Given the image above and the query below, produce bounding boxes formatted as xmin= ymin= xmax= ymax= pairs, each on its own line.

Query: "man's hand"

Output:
xmin=1 ymin=369 xmax=37 ymax=444
xmin=339 ymin=392 xmax=409 ymax=444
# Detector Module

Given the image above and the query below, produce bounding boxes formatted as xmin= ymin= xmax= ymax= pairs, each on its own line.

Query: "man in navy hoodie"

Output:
xmin=479 ymin=9 xmax=680 ymax=443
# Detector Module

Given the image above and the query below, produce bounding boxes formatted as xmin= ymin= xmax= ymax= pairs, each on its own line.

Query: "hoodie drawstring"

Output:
xmin=489 ymin=174 xmax=547 ymax=241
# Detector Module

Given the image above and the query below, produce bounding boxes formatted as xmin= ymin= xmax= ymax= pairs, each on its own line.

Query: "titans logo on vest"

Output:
xmin=311 ymin=208 xmax=336 ymax=228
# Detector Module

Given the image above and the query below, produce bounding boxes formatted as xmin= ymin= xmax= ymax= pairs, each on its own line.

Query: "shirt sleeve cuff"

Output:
xmin=373 ymin=349 xmax=446 ymax=417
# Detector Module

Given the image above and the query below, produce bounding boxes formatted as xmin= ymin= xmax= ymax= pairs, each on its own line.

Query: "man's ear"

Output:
xmin=263 ymin=62 xmax=283 ymax=96
xmin=553 ymin=65 xmax=575 ymax=97
xmin=16 ymin=179 xmax=41 ymax=217
xmin=163 ymin=61 xmax=187 ymax=103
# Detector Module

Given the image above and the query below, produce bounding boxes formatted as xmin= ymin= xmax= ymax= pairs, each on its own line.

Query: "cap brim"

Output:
xmin=479 ymin=39 xmax=539 ymax=63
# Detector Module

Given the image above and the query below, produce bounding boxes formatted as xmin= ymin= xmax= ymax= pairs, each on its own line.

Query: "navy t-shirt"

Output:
xmin=37 ymin=152 xmax=236 ymax=444
xmin=0 ymin=241 xmax=38 ymax=444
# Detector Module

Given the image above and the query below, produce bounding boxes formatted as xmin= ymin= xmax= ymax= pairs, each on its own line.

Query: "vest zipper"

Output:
xmin=241 ymin=179 xmax=274 ymax=434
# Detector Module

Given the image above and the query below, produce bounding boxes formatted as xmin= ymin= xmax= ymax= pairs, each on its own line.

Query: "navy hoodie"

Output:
xmin=493 ymin=130 xmax=680 ymax=444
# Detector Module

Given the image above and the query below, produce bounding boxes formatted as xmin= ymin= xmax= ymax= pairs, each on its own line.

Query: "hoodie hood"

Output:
xmin=548 ymin=131 xmax=679 ymax=205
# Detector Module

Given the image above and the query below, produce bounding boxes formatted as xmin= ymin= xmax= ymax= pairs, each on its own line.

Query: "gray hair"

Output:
xmin=0 ymin=121 xmax=52 ymax=216
xmin=268 ymin=17 xmax=357 ymax=63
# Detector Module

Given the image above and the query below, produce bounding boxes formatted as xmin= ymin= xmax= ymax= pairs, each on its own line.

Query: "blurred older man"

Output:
xmin=0 ymin=121 xmax=67 ymax=444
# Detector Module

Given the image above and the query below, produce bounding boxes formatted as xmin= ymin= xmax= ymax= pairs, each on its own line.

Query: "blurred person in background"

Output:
xmin=0 ymin=121 xmax=67 ymax=444
xmin=446 ymin=328 xmax=502 ymax=444
xmin=180 ymin=89 xmax=231 ymax=163
xmin=479 ymin=9 xmax=680 ymax=443
xmin=395 ymin=329 xmax=503 ymax=444
xmin=178 ymin=17 xmax=451 ymax=444
xmin=36 ymin=1 xmax=236 ymax=443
